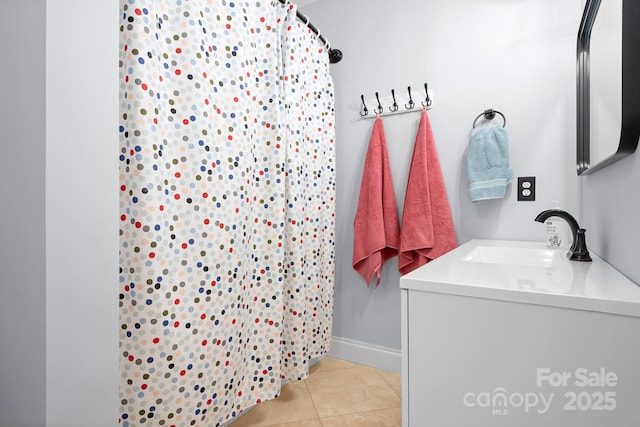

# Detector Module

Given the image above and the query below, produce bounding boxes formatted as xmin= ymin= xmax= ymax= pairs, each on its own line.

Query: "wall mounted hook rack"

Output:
xmin=358 ymin=83 xmax=434 ymax=119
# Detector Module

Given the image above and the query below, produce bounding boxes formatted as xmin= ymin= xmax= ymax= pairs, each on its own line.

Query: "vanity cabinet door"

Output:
xmin=402 ymin=289 xmax=640 ymax=426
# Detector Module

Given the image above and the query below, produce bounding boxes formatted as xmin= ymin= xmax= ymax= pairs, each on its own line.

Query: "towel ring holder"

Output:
xmin=473 ymin=109 xmax=506 ymax=128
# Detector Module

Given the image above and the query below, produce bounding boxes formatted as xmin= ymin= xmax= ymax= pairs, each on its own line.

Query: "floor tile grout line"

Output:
xmin=305 ymin=365 xmax=402 ymax=419
xmin=377 ymin=370 xmax=402 ymax=400
xmin=318 ymin=404 xmax=403 ymax=421
xmin=305 ymin=374 xmax=402 ymax=426
xmin=310 ymin=364 xmax=363 ymax=374
xmin=302 ymin=377 xmax=323 ymax=423
xmin=307 ymin=363 xmax=377 ymax=424
xmin=316 ymin=399 xmax=402 ymax=419
xmin=238 ymin=358 xmax=401 ymax=426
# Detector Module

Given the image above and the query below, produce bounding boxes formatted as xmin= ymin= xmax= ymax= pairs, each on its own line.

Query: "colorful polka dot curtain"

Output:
xmin=118 ymin=1 xmax=336 ymax=425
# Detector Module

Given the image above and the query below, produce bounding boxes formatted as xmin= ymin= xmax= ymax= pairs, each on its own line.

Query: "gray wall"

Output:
xmin=583 ymin=152 xmax=640 ymax=284
xmin=1 ymin=1 xmax=119 ymax=426
xmin=0 ymin=1 xmax=46 ymax=426
xmin=303 ymin=0 xmax=583 ymax=350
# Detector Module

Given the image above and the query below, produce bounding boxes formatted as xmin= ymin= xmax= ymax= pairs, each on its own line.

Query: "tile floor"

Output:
xmin=230 ymin=357 xmax=402 ymax=427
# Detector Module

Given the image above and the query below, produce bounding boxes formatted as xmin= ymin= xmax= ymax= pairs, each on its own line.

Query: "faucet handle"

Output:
xmin=569 ymin=228 xmax=592 ymax=262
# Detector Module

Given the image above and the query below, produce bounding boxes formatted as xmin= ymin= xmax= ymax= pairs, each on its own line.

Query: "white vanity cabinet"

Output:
xmin=400 ymin=240 xmax=640 ymax=427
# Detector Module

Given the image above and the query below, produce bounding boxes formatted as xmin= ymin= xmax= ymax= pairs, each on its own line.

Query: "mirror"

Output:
xmin=576 ymin=0 xmax=640 ymax=175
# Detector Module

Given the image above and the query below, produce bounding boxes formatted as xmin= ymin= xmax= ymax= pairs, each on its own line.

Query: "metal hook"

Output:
xmin=421 ymin=83 xmax=432 ymax=107
xmin=360 ymin=94 xmax=368 ymax=117
xmin=405 ymin=86 xmax=415 ymax=109
xmin=375 ymin=92 xmax=383 ymax=114
xmin=389 ymin=89 xmax=399 ymax=112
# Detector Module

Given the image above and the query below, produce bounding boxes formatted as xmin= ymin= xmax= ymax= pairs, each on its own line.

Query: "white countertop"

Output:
xmin=400 ymin=239 xmax=640 ymax=317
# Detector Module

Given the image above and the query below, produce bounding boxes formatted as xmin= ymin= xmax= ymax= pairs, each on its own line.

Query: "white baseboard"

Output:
xmin=328 ymin=336 xmax=401 ymax=374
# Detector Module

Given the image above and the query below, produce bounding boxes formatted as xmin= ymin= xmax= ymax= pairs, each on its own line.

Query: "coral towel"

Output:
xmin=399 ymin=109 xmax=457 ymax=275
xmin=352 ymin=115 xmax=400 ymax=287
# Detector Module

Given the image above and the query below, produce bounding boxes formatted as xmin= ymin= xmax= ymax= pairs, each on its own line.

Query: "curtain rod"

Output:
xmin=277 ymin=0 xmax=343 ymax=64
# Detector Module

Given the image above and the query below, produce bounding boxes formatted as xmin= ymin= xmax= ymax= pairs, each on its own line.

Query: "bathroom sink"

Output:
xmin=460 ymin=244 xmax=563 ymax=268
xmin=400 ymin=239 xmax=640 ymax=318
xmin=400 ymin=239 xmax=640 ymax=427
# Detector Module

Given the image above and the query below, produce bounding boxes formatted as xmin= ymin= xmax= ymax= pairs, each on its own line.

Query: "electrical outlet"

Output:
xmin=517 ymin=176 xmax=536 ymax=201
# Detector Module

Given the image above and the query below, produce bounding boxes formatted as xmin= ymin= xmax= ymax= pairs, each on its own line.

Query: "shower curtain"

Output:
xmin=118 ymin=1 xmax=335 ymax=425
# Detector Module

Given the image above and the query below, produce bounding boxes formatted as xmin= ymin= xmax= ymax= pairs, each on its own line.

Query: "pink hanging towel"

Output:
xmin=399 ymin=108 xmax=458 ymax=275
xmin=352 ymin=115 xmax=400 ymax=287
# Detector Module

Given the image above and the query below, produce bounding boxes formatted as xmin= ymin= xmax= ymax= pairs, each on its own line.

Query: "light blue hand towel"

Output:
xmin=467 ymin=126 xmax=513 ymax=202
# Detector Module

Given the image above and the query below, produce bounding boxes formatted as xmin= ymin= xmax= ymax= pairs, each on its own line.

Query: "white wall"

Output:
xmin=302 ymin=0 xmax=583 ymax=351
xmin=45 ymin=1 xmax=119 ymax=426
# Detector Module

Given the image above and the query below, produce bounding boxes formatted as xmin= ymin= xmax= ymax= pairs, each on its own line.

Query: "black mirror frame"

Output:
xmin=577 ymin=0 xmax=640 ymax=175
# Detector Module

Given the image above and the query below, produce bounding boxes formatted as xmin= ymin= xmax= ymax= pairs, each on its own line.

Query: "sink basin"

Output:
xmin=445 ymin=240 xmax=574 ymax=293
xmin=400 ymin=239 xmax=640 ymax=318
xmin=461 ymin=245 xmax=564 ymax=268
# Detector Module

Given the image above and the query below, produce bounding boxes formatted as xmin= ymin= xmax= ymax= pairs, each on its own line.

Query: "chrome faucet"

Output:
xmin=534 ymin=209 xmax=592 ymax=262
